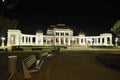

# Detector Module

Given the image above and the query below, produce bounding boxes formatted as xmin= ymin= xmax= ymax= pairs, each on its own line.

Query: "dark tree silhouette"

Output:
xmin=111 ymin=20 xmax=120 ymax=37
xmin=0 ymin=0 xmax=20 ymax=37
xmin=0 ymin=16 xmax=18 ymax=37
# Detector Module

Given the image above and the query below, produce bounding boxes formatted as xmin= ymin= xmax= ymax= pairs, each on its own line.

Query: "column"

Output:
xmin=109 ymin=37 xmax=112 ymax=45
xmin=85 ymin=38 xmax=88 ymax=47
xmin=79 ymin=38 xmax=81 ymax=45
xmin=26 ymin=36 xmax=28 ymax=44
xmin=95 ymin=38 xmax=97 ymax=45
xmin=68 ymin=37 xmax=70 ymax=46
xmin=30 ymin=37 xmax=33 ymax=45
xmin=64 ymin=38 xmax=66 ymax=45
xmin=100 ymin=37 xmax=102 ymax=45
xmin=94 ymin=38 xmax=95 ymax=45
xmin=19 ymin=35 xmax=22 ymax=45
xmin=54 ymin=37 xmax=56 ymax=46
xmin=75 ymin=38 xmax=77 ymax=46
xmin=7 ymin=33 xmax=11 ymax=46
xmin=50 ymin=37 xmax=51 ymax=46
xmin=27 ymin=37 xmax=29 ymax=45
xmin=104 ymin=37 xmax=107 ymax=45
xmin=41 ymin=36 xmax=43 ymax=45
xmin=83 ymin=38 xmax=85 ymax=45
xmin=16 ymin=34 xmax=19 ymax=45
xmin=36 ymin=36 xmax=38 ymax=45
xmin=96 ymin=38 xmax=98 ymax=45
xmin=59 ymin=37 xmax=61 ymax=45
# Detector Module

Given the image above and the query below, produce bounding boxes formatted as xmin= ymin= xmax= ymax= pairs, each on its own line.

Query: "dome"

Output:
xmin=79 ymin=31 xmax=85 ymax=36
xmin=36 ymin=30 xmax=43 ymax=33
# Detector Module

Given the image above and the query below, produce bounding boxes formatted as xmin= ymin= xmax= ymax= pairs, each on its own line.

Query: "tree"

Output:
xmin=111 ymin=20 xmax=120 ymax=37
xmin=0 ymin=16 xmax=18 ymax=37
xmin=0 ymin=0 xmax=20 ymax=37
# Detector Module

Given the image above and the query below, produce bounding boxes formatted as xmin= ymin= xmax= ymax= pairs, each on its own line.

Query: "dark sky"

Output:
xmin=4 ymin=0 xmax=120 ymax=36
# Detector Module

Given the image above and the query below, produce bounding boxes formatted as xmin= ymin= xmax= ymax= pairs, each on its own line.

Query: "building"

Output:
xmin=7 ymin=24 xmax=113 ymax=47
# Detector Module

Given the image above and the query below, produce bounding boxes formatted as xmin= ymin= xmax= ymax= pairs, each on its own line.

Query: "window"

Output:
xmin=65 ymin=33 xmax=69 ymax=36
xmin=56 ymin=32 xmax=59 ymax=36
xmin=61 ymin=33 xmax=64 ymax=36
xmin=22 ymin=37 xmax=24 ymax=42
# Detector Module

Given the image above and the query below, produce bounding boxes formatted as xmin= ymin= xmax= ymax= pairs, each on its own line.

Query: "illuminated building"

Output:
xmin=7 ymin=24 xmax=113 ymax=47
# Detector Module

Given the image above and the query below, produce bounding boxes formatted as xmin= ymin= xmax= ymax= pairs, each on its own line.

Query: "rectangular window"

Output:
xmin=61 ymin=33 xmax=64 ymax=36
xmin=22 ymin=37 xmax=24 ymax=42
xmin=56 ymin=32 xmax=59 ymax=36
xmin=65 ymin=33 xmax=69 ymax=36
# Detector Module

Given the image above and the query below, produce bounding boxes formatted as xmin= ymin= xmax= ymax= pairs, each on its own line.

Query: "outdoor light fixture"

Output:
xmin=1 ymin=37 xmax=5 ymax=47
xmin=2 ymin=0 xmax=4 ymax=2
xmin=1 ymin=37 xmax=5 ymax=40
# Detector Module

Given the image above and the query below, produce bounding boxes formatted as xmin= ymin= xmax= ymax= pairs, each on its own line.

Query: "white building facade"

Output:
xmin=7 ymin=24 xmax=113 ymax=47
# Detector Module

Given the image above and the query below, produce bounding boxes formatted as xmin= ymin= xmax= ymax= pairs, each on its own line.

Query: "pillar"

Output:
xmin=68 ymin=37 xmax=70 ymax=46
xmin=109 ymin=37 xmax=112 ymax=45
xmin=7 ymin=33 xmax=11 ymax=46
xmin=79 ymin=38 xmax=81 ymax=45
xmin=8 ymin=56 xmax=17 ymax=74
xmin=15 ymin=34 xmax=19 ymax=45
xmin=83 ymin=38 xmax=86 ymax=45
xmin=96 ymin=38 xmax=98 ymax=45
xmin=100 ymin=37 xmax=102 ymax=45
xmin=30 ymin=37 xmax=33 ymax=45
xmin=64 ymin=38 xmax=66 ymax=45
xmin=104 ymin=37 xmax=107 ymax=45
xmin=59 ymin=37 xmax=61 ymax=45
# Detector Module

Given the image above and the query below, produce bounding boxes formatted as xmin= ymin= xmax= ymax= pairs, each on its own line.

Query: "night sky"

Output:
xmin=4 ymin=0 xmax=120 ymax=36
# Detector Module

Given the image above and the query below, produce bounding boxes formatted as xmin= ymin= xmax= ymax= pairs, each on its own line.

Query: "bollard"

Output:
xmin=8 ymin=56 xmax=17 ymax=74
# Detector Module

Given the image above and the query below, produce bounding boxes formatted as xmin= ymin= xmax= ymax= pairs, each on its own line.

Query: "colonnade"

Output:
xmin=7 ymin=29 xmax=113 ymax=46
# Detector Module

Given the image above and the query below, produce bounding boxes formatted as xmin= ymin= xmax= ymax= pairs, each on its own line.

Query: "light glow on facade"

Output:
xmin=6 ymin=24 xmax=113 ymax=47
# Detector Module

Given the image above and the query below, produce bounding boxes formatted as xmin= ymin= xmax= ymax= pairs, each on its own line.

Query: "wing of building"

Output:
xmin=7 ymin=24 xmax=113 ymax=47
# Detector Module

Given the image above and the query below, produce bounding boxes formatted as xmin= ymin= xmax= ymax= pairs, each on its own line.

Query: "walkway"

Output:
xmin=17 ymin=50 xmax=120 ymax=80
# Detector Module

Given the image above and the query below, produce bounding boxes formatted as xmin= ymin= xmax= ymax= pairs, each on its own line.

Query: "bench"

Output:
xmin=8 ymin=73 xmax=16 ymax=80
xmin=22 ymin=55 xmax=44 ymax=79
xmin=39 ymin=51 xmax=49 ymax=59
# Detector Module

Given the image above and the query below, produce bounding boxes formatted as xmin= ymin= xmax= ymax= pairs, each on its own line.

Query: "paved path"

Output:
xmin=18 ymin=50 xmax=120 ymax=80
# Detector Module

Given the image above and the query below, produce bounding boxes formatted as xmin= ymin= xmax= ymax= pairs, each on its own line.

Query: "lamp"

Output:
xmin=1 ymin=37 xmax=5 ymax=47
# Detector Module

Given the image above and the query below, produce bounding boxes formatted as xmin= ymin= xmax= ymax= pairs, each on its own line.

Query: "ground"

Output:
xmin=16 ymin=50 xmax=120 ymax=80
